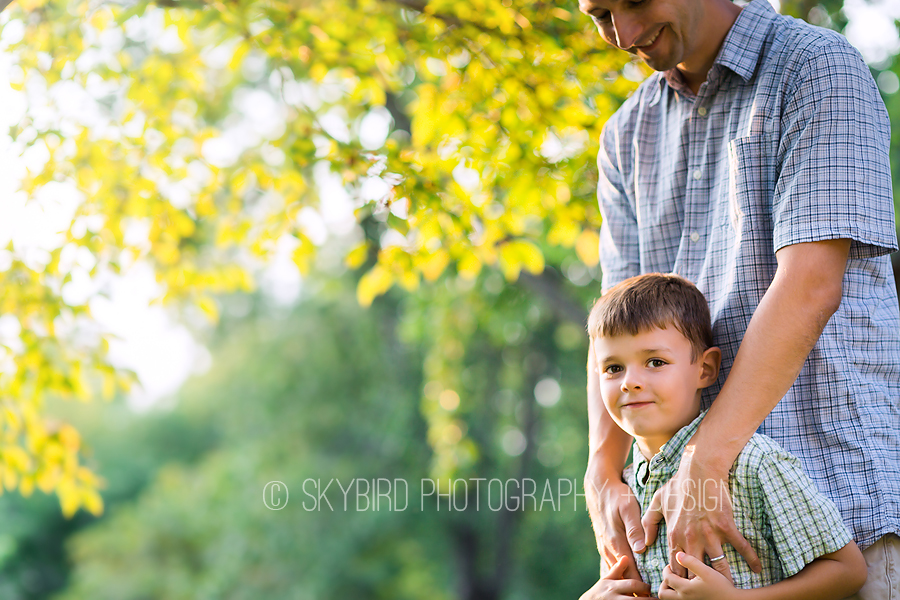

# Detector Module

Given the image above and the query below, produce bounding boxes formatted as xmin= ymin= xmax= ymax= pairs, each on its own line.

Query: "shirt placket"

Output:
xmin=643 ymin=461 xmax=671 ymax=585
xmin=679 ymin=78 xmax=716 ymax=282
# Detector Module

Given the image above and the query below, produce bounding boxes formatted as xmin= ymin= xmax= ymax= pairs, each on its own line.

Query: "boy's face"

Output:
xmin=592 ymin=326 xmax=720 ymax=458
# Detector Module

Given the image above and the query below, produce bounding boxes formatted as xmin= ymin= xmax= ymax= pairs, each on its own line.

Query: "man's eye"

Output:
xmin=648 ymin=359 xmax=666 ymax=368
xmin=591 ymin=11 xmax=611 ymax=23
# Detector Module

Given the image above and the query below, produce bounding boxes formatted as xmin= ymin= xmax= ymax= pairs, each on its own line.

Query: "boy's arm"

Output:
xmin=658 ymin=544 xmax=866 ymax=600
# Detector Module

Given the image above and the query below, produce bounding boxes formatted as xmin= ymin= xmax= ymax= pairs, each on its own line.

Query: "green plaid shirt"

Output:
xmin=627 ymin=411 xmax=852 ymax=595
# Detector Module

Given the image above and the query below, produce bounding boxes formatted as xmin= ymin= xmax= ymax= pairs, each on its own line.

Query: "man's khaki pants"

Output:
xmin=845 ymin=533 xmax=900 ymax=600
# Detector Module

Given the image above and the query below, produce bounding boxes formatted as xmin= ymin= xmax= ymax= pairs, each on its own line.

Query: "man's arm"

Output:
xmin=658 ymin=543 xmax=866 ymax=600
xmin=642 ymin=238 xmax=851 ymax=575
xmin=586 ymin=117 xmax=647 ymax=578
xmin=585 ymin=339 xmax=645 ymax=580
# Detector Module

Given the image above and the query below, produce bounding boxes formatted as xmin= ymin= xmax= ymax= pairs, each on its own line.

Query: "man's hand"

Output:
xmin=658 ymin=552 xmax=740 ymax=600
xmin=580 ymin=556 xmax=657 ymax=600
xmin=585 ymin=461 xmax=646 ymax=579
xmin=642 ymin=446 xmax=759 ymax=579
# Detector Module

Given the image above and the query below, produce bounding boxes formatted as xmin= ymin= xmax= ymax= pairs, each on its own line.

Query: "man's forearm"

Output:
xmin=691 ymin=240 xmax=850 ymax=469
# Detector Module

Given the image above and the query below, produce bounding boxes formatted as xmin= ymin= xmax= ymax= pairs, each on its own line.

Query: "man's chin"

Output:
xmin=641 ymin=55 xmax=678 ymax=72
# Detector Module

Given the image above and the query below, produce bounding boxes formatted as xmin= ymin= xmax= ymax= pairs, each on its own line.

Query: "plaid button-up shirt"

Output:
xmin=598 ymin=0 xmax=900 ymax=548
xmin=628 ymin=412 xmax=852 ymax=595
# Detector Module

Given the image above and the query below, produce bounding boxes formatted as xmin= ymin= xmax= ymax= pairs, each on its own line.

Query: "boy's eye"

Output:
xmin=647 ymin=359 xmax=666 ymax=368
xmin=604 ymin=365 xmax=623 ymax=375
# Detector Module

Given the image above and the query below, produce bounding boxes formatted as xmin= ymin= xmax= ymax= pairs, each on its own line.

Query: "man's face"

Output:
xmin=592 ymin=326 xmax=719 ymax=457
xmin=577 ymin=0 xmax=703 ymax=72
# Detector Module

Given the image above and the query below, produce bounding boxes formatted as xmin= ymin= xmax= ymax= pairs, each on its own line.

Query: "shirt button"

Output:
xmin=651 ymin=559 xmax=661 ymax=569
xmin=690 ymin=231 xmax=700 ymax=242
xmin=698 ymin=106 xmax=708 ymax=116
xmin=692 ymin=169 xmax=702 ymax=180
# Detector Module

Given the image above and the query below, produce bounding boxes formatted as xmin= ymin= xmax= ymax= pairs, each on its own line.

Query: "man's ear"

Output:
xmin=698 ymin=346 xmax=721 ymax=388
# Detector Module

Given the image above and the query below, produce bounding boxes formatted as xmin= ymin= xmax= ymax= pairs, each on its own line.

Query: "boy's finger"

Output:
xmin=604 ymin=555 xmax=629 ymax=579
xmin=676 ymin=551 xmax=718 ymax=579
xmin=660 ymin=564 xmax=687 ymax=596
xmin=607 ymin=577 xmax=652 ymax=596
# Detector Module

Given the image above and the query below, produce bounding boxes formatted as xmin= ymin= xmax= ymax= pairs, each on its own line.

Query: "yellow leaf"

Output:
xmin=3 ymin=469 xmax=17 ymax=491
xmin=82 ymin=488 xmax=104 ymax=516
xmin=419 ymin=249 xmax=449 ymax=282
xmin=397 ymin=270 xmax=420 ymax=292
xmin=357 ymin=264 xmax=393 ymax=307
xmin=499 ymin=240 xmax=544 ymax=281
xmin=411 ymin=84 xmax=438 ymax=147
xmin=345 ymin=242 xmax=369 ymax=269
xmin=58 ymin=425 xmax=81 ymax=452
xmin=457 ymin=251 xmax=482 ymax=280
xmin=20 ymin=476 xmax=34 ymax=497
xmin=59 ymin=486 xmax=79 ymax=518
xmin=197 ymin=296 xmax=220 ymax=322
xmin=3 ymin=446 xmax=30 ymax=471
xmin=576 ymin=230 xmax=601 ymax=266
xmin=3 ymin=409 xmax=21 ymax=434
xmin=547 ymin=219 xmax=579 ymax=247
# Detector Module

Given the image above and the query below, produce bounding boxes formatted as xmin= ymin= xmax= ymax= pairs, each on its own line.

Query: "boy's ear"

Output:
xmin=698 ymin=346 xmax=721 ymax=388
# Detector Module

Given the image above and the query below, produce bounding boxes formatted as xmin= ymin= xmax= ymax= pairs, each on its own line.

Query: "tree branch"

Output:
xmin=519 ymin=268 xmax=589 ymax=325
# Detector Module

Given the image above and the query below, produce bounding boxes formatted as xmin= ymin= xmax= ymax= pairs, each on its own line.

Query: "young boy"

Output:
xmin=580 ymin=273 xmax=867 ymax=600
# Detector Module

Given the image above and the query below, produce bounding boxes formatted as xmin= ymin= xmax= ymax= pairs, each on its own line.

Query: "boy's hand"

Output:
xmin=658 ymin=552 xmax=739 ymax=600
xmin=579 ymin=556 xmax=657 ymax=600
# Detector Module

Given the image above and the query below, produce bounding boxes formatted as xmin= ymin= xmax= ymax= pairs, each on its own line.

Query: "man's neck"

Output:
xmin=677 ymin=0 xmax=743 ymax=95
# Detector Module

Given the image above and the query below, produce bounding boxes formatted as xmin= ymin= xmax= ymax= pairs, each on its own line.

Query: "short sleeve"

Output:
xmin=755 ymin=449 xmax=853 ymax=578
xmin=598 ymin=122 xmax=641 ymax=293
xmin=773 ymin=39 xmax=897 ymax=259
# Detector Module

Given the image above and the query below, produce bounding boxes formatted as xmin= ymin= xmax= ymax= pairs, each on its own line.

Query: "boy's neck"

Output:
xmin=634 ymin=409 xmax=704 ymax=461
xmin=636 ymin=438 xmax=667 ymax=461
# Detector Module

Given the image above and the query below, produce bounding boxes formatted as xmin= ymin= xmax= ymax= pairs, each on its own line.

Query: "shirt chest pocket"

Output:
xmin=722 ymin=134 xmax=777 ymax=235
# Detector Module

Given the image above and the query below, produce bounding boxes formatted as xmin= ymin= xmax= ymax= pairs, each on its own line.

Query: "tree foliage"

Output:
xmin=0 ymin=0 xmax=637 ymax=515
xmin=1 ymin=0 xmax=897 ymax=518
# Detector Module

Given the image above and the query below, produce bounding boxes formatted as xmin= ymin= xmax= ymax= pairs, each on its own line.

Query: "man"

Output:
xmin=578 ymin=1 xmax=900 ymax=598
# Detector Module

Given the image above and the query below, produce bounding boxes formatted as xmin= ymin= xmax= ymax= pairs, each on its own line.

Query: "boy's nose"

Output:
xmin=620 ymin=372 xmax=643 ymax=393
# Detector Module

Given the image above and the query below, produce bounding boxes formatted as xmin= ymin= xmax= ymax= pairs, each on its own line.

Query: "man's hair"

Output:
xmin=587 ymin=273 xmax=713 ymax=361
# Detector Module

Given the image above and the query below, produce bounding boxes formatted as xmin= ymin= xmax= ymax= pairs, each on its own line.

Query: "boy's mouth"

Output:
xmin=622 ymin=401 xmax=655 ymax=409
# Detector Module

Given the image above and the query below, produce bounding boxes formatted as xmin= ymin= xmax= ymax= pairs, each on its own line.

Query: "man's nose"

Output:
xmin=610 ymin=12 xmax=643 ymax=50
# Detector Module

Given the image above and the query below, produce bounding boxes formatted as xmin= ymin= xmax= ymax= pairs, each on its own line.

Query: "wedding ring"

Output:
xmin=709 ymin=554 xmax=726 ymax=562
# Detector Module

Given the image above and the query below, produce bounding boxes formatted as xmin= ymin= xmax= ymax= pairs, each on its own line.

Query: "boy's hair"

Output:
xmin=587 ymin=273 xmax=713 ymax=361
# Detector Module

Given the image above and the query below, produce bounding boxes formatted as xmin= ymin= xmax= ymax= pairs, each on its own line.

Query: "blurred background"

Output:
xmin=0 ymin=0 xmax=897 ymax=598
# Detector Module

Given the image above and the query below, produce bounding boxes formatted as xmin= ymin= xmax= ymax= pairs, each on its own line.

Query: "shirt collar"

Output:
xmin=656 ymin=0 xmax=777 ymax=97
xmin=713 ymin=0 xmax=777 ymax=82
xmin=633 ymin=410 xmax=707 ymax=484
